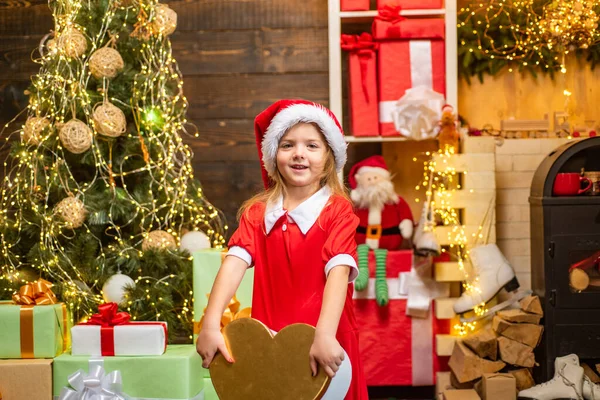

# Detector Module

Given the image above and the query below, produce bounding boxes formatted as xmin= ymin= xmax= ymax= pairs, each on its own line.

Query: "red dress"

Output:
xmin=228 ymin=188 xmax=368 ymax=400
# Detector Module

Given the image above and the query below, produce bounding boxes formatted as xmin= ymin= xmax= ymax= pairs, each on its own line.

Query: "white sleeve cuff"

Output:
xmin=324 ymin=254 xmax=359 ymax=283
xmin=226 ymin=246 xmax=253 ymax=267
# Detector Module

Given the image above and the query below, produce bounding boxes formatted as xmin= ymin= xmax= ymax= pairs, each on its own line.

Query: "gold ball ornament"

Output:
xmin=152 ymin=4 xmax=177 ymax=36
xmin=23 ymin=116 xmax=50 ymax=145
xmin=88 ymin=47 xmax=124 ymax=79
xmin=59 ymin=119 xmax=93 ymax=154
xmin=57 ymin=28 xmax=87 ymax=58
xmin=93 ymin=101 xmax=127 ymax=137
xmin=142 ymin=230 xmax=177 ymax=251
xmin=55 ymin=196 xmax=87 ymax=228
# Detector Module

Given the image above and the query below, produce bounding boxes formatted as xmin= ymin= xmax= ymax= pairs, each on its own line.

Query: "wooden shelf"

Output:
xmin=344 ymin=135 xmax=409 ymax=143
xmin=340 ymin=9 xmax=446 ymax=23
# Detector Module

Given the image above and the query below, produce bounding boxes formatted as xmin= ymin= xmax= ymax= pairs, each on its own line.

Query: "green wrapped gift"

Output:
xmin=203 ymin=377 xmax=219 ymax=400
xmin=193 ymin=248 xmax=254 ymax=378
xmin=53 ymin=345 xmax=204 ymax=399
xmin=0 ymin=301 xmax=67 ymax=359
xmin=193 ymin=248 xmax=254 ymax=323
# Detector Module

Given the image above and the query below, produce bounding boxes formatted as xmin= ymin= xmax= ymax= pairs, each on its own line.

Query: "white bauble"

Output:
xmin=102 ymin=273 xmax=135 ymax=304
xmin=179 ymin=230 xmax=211 ymax=253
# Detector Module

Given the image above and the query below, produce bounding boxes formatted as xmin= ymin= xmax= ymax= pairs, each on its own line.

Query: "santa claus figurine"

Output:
xmin=349 ymin=155 xmax=414 ymax=306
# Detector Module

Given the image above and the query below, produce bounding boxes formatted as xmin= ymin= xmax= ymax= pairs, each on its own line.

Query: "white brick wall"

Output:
xmin=494 ymin=138 xmax=571 ymax=289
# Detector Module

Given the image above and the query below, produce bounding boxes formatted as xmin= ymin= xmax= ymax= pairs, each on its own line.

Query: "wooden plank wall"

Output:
xmin=0 ymin=0 xmax=379 ymax=235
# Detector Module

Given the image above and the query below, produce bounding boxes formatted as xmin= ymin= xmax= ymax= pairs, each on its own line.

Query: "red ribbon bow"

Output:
xmin=85 ymin=302 xmax=131 ymax=356
xmin=376 ymin=4 xmax=405 ymax=24
xmin=341 ymin=33 xmax=378 ymax=103
xmin=87 ymin=302 xmax=131 ymax=326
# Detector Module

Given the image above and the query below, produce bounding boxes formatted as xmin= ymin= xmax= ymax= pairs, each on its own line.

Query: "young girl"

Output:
xmin=196 ymin=99 xmax=368 ymax=399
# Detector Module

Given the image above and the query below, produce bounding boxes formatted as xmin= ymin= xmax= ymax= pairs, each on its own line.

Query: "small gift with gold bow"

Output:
xmin=71 ymin=302 xmax=168 ymax=356
xmin=0 ymin=279 xmax=68 ymax=358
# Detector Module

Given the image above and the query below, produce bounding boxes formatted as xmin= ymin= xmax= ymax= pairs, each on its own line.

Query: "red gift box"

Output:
xmin=341 ymin=0 xmax=370 ymax=11
xmin=372 ymin=9 xmax=446 ymax=137
xmin=341 ymin=33 xmax=379 ymax=137
xmin=377 ymin=0 xmax=444 ymax=10
xmin=353 ymin=250 xmax=450 ymax=386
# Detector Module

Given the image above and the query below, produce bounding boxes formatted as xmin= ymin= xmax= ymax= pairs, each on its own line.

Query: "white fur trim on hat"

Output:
xmin=262 ymin=103 xmax=347 ymax=176
xmin=354 ymin=166 xmax=390 ymax=179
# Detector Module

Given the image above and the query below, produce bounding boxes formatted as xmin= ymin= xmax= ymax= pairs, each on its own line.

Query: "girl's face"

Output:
xmin=276 ymin=123 xmax=328 ymax=192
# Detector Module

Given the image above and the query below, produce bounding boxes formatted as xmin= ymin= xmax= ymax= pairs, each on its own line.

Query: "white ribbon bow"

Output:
xmin=391 ymin=86 xmax=446 ymax=140
xmin=59 ymin=359 xmax=133 ymax=400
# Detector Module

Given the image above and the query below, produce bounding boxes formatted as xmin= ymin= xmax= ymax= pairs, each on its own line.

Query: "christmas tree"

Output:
xmin=0 ymin=0 xmax=226 ymax=341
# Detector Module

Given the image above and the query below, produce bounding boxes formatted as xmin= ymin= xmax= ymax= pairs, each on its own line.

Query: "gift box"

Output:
xmin=341 ymin=33 xmax=379 ymax=137
xmin=0 ymin=359 xmax=53 ymax=399
xmin=377 ymin=0 xmax=444 ymax=10
xmin=477 ymin=373 xmax=517 ymax=400
xmin=0 ymin=280 xmax=68 ymax=359
xmin=341 ymin=0 xmax=369 ymax=11
xmin=373 ymin=11 xmax=446 ymax=136
xmin=71 ymin=302 xmax=167 ymax=356
xmin=353 ymin=250 xmax=451 ymax=386
xmin=193 ymin=248 xmax=254 ymax=378
xmin=53 ymin=345 xmax=204 ymax=400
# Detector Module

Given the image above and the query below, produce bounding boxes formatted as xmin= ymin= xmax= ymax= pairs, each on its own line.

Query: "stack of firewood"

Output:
xmin=445 ymin=295 xmax=544 ymax=396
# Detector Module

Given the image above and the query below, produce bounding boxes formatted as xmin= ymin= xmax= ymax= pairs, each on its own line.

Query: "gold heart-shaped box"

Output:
xmin=210 ymin=318 xmax=331 ymax=400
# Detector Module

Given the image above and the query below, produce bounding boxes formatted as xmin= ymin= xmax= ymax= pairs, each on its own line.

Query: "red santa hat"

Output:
xmin=348 ymin=155 xmax=390 ymax=190
xmin=254 ymin=99 xmax=347 ymax=188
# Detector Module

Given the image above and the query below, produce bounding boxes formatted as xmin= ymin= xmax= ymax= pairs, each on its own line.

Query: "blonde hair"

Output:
xmin=238 ymin=123 xmax=349 ymax=220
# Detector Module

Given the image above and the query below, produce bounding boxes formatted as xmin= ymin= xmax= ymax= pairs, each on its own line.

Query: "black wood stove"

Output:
xmin=529 ymin=137 xmax=600 ymax=382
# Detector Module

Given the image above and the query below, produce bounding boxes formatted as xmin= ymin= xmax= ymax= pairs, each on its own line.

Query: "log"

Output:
xmin=519 ymin=295 xmax=543 ymax=316
xmin=449 ymin=341 xmax=506 ymax=383
xmin=496 ymin=309 xmax=542 ymax=325
xmin=463 ymin=328 xmax=498 ymax=360
xmin=451 ymin=371 xmax=478 ymax=389
xmin=506 ymin=368 xmax=535 ymax=392
xmin=569 ymin=268 xmax=590 ymax=292
xmin=583 ymin=363 xmax=600 ymax=384
xmin=498 ymin=337 xmax=535 ymax=367
xmin=492 ymin=316 xmax=544 ymax=348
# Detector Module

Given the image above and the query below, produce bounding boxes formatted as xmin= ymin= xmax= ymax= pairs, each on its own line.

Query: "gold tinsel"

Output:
xmin=57 ymin=27 xmax=87 ymax=58
xmin=142 ymin=230 xmax=177 ymax=251
xmin=93 ymin=101 xmax=127 ymax=137
xmin=89 ymin=47 xmax=125 ymax=79
xmin=152 ymin=4 xmax=177 ymax=36
xmin=55 ymin=196 xmax=87 ymax=228
xmin=59 ymin=119 xmax=93 ymax=154
xmin=23 ymin=116 xmax=50 ymax=145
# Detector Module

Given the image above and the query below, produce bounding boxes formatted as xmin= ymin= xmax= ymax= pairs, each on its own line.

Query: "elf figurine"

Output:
xmin=349 ymin=156 xmax=414 ymax=306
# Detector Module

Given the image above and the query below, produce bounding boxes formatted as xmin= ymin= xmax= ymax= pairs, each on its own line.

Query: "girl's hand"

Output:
xmin=196 ymin=328 xmax=234 ymax=369
xmin=309 ymin=332 xmax=345 ymax=378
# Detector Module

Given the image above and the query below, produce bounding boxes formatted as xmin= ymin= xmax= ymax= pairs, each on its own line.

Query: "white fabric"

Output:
xmin=352 ymin=278 xmax=405 ymax=300
xmin=264 ymin=186 xmax=331 ymax=235
xmin=226 ymin=246 xmax=253 ymax=267
xmin=325 ymin=254 xmax=359 ymax=282
xmin=411 ymin=309 xmax=434 ymax=386
xmin=262 ymin=103 xmax=347 ymax=175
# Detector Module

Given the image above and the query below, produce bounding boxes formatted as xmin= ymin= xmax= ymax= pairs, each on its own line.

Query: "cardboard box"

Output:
xmin=480 ymin=373 xmax=517 ymax=400
xmin=443 ymin=389 xmax=481 ymax=400
xmin=0 ymin=359 xmax=53 ymax=400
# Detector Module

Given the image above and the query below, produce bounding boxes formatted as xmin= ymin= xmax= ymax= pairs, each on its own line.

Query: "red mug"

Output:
xmin=553 ymin=173 xmax=592 ymax=196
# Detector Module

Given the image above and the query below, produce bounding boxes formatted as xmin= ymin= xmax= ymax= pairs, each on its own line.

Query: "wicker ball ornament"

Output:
xmin=153 ymin=4 xmax=177 ymax=36
xmin=93 ymin=101 xmax=126 ymax=137
xmin=89 ymin=47 xmax=124 ymax=79
xmin=55 ymin=196 xmax=86 ymax=228
xmin=57 ymin=28 xmax=87 ymax=58
xmin=142 ymin=230 xmax=177 ymax=251
xmin=59 ymin=119 xmax=93 ymax=154
xmin=23 ymin=116 xmax=50 ymax=145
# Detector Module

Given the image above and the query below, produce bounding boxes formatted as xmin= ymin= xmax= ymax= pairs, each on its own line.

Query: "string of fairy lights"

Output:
xmin=460 ymin=0 xmax=599 ymax=74
xmin=414 ymin=148 xmax=490 ymax=336
xmin=0 ymin=0 xmax=226 ymax=322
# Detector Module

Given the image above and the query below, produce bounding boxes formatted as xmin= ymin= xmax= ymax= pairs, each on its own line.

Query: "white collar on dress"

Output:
xmin=264 ymin=186 xmax=332 ymax=235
